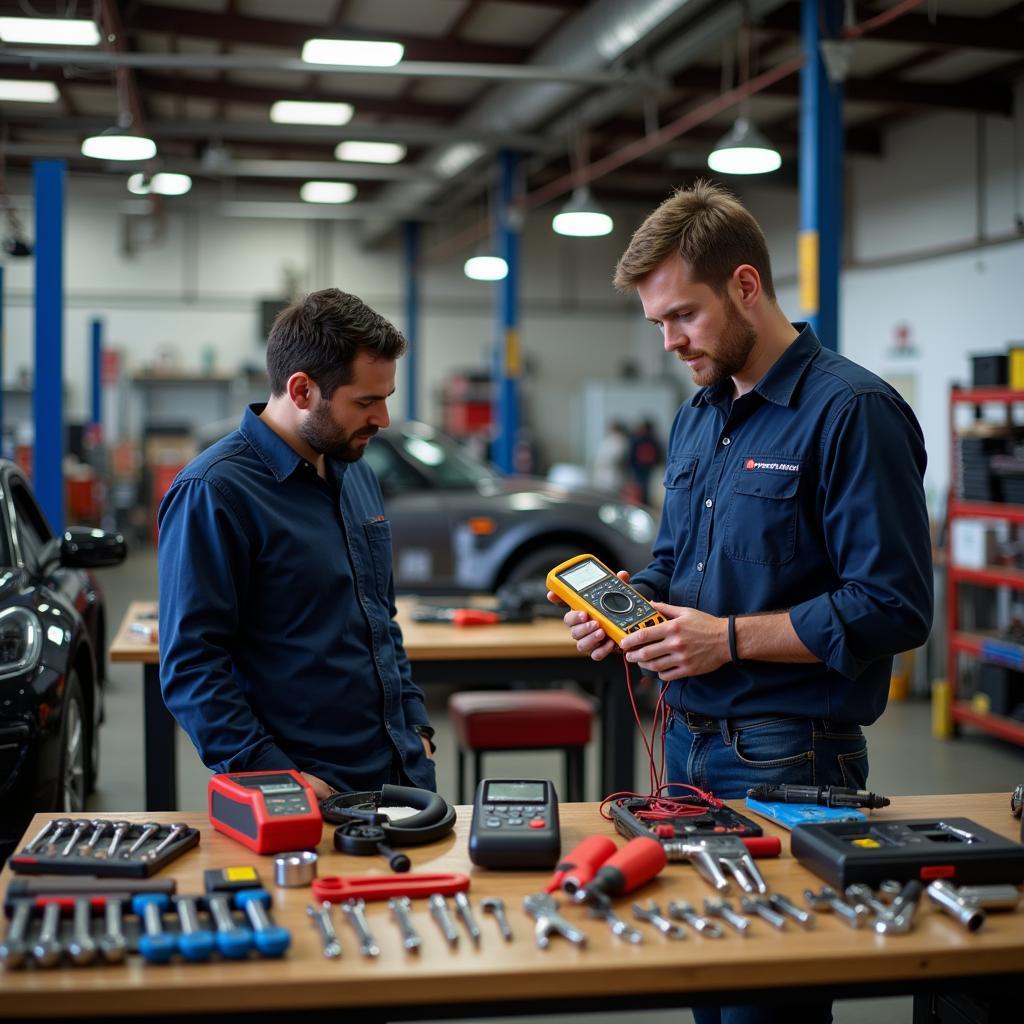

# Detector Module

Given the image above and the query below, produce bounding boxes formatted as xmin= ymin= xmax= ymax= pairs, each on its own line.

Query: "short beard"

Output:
xmin=299 ymin=399 xmax=374 ymax=463
xmin=688 ymin=296 xmax=757 ymax=388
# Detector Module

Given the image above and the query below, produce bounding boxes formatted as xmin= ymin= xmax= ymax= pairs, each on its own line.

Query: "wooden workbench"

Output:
xmin=2 ymin=795 xmax=1023 ymax=1020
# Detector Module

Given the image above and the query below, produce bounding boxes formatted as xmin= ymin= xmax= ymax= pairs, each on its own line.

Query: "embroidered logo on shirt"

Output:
xmin=745 ymin=459 xmax=800 ymax=472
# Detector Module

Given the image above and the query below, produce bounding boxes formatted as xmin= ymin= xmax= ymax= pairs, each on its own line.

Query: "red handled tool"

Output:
xmin=573 ymin=836 xmax=667 ymax=904
xmin=545 ymin=835 xmax=617 ymax=894
xmin=312 ymin=872 xmax=470 ymax=903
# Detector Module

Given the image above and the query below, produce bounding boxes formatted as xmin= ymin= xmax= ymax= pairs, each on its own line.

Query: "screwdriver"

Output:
xmin=746 ymin=784 xmax=890 ymax=809
xmin=573 ymin=836 xmax=667 ymax=905
xmin=546 ymin=835 xmax=618 ymax=895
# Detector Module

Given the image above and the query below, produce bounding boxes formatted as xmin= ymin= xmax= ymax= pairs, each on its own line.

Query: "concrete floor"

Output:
xmin=89 ymin=548 xmax=1024 ymax=1024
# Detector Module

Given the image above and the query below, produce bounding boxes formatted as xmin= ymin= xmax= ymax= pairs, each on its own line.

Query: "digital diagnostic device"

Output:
xmin=546 ymin=553 xmax=665 ymax=645
xmin=468 ymin=778 xmax=561 ymax=869
xmin=208 ymin=770 xmax=323 ymax=854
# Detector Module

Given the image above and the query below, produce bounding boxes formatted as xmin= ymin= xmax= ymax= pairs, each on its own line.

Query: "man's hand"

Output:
xmin=549 ymin=569 xmax=632 ymax=663
xmin=301 ymin=771 xmax=336 ymax=800
xmin=421 ymin=735 xmax=434 ymax=761
xmin=619 ymin=603 xmax=730 ymax=681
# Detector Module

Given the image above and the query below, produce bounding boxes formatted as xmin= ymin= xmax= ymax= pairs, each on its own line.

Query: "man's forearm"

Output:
xmin=733 ymin=611 xmax=821 ymax=664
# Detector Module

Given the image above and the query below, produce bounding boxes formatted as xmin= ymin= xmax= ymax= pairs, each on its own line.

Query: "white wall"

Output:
xmin=3 ymin=98 xmax=1022 ymax=489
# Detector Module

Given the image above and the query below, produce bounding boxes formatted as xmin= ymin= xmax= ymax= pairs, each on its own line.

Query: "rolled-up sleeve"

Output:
xmin=158 ymin=476 xmax=295 ymax=773
xmin=789 ymin=391 xmax=933 ymax=679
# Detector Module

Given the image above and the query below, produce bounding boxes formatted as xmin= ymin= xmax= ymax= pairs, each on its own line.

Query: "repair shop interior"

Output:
xmin=2 ymin=3 xmax=1024 ymax=1024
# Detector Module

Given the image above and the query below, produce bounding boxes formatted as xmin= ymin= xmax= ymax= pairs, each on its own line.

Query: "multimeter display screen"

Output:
xmin=485 ymin=781 xmax=547 ymax=803
xmin=231 ymin=773 xmax=302 ymax=794
xmin=559 ymin=559 xmax=607 ymax=592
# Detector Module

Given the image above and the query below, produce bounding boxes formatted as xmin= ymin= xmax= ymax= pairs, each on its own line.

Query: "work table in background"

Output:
xmin=1 ymin=795 xmax=1023 ymax=1020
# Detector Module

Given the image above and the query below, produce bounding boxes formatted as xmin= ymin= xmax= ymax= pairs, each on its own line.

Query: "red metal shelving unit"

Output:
xmin=947 ymin=386 xmax=1024 ymax=745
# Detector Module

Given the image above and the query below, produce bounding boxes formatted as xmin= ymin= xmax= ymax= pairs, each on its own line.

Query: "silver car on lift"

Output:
xmin=362 ymin=421 xmax=656 ymax=594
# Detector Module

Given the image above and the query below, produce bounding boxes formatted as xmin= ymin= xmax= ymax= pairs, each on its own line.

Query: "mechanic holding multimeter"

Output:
xmin=552 ymin=182 xmax=933 ymax=1024
xmin=159 ymin=290 xmax=436 ymax=802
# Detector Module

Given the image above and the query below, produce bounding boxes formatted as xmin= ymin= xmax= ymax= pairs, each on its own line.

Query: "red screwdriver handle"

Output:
xmin=545 ymin=834 xmax=617 ymax=894
xmin=581 ymin=836 xmax=667 ymax=901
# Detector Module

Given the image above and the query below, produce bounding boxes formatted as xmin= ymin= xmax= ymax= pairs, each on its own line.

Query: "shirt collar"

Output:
xmin=691 ymin=323 xmax=821 ymax=409
xmin=239 ymin=403 xmax=351 ymax=485
xmin=239 ymin=403 xmax=306 ymax=483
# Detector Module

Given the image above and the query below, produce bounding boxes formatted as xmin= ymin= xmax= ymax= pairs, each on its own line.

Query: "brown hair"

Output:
xmin=266 ymin=288 xmax=406 ymax=398
xmin=613 ymin=180 xmax=776 ymax=300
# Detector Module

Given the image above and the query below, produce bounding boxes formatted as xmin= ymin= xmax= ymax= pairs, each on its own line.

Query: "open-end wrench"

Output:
xmin=429 ymin=894 xmax=459 ymax=948
xmin=20 ymin=819 xmax=57 ymax=855
xmin=703 ymin=898 xmax=751 ymax=936
xmin=32 ymin=902 xmax=64 ymax=968
xmin=105 ymin=820 xmax=132 ymax=860
xmin=768 ymin=893 xmax=815 ymax=929
xmin=804 ymin=888 xmax=866 ymax=929
xmin=82 ymin=820 xmax=109 ymax=857
xmin=523 ymin=892 xmax=587 ymax=949
xmin=43 ymin=818 xmax=72 ymax=855
xmin=307 ymin=903 xmax=342 ymax=959
xmin=341 ymin=898 xmax=380 ymax=958
xmin=453 ymin=891 xmax=482 ymax=947
xmin=631 ymin=900 xmax=687 ymax=940
xmin=388 ymin=896 xmax=421 ymax=952
xmin=480 ymin=897 xmax=513 ymax=942
xmin=67 ymin=897 xmax=97 ymax=966
xmin=143 ymin=823 xmax=189 ymax=861
xmin=125 ymin=822 xmax=162 ymax=858
xmin=585 ymin=895 xmax=643 ymax=944
xmin=98 ymin=897 xmax=128 ymax=964
xmin=740 ymin=896 xmax=787 ymax=930
xmin=60 ymin=820 xmax=90 ymax=858
xmin=666 ymin=900 xmax=725 ymax=938
xmin=0 ymin=900 xmax=33 ymax=969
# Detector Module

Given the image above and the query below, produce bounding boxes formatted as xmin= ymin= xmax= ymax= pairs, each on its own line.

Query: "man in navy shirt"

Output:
xmin=159 ymin=289 xmax=435 ymax=800
xmin=557 ymin=183 xmax=932 ymax=1023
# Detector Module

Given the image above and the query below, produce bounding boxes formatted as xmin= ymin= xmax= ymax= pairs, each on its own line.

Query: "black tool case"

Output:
xmin=791 ymin=817 xmax=1024 ymax=888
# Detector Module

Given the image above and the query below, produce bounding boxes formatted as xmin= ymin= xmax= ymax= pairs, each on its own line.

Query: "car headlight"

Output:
xmin=598 ymin=503 xmax=656 ymax=545
xmin=0 ymin=607 xmax=43 ymax=681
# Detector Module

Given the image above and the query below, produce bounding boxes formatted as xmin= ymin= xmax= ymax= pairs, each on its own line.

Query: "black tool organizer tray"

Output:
xmin=610 ymin=795 xmax=763 ymax=839
xmin=791 ymin=817 xmax=1024 ymax=888
xmin=9 ymin=822 xmax=200 ymax=878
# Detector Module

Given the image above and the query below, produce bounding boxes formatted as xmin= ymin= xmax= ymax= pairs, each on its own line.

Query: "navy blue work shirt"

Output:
xmin=157 ymin=404 xmax=435 ymax=794
xmin=631 ymin=325 xmax=933 ymax=725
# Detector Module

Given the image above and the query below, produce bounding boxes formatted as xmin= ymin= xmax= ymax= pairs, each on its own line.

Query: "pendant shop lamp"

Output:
xmin=552 ymin=185 xmax=613 ymax=237
xmin=82 ymin=126 xmax=157 ymax=162
xmin=707 ymin=116 xmax=781 ymax=175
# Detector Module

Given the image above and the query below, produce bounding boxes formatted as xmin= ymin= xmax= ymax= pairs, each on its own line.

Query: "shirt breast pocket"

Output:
xmin=724 ymin=470 xmax=800 ymax=566
xmin=663 ymin=454 xmax=698 ymax=537
xmin=362 ymin=519 xmax=394 ymax=596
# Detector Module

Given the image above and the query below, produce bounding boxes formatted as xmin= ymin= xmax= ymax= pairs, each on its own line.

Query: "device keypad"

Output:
xmin=481 ymin=804 xmax=549 ymax=830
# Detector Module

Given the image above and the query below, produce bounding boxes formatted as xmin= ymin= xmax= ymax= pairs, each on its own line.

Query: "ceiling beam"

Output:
xmin=123 ymin=4 xmax=533 ymax=64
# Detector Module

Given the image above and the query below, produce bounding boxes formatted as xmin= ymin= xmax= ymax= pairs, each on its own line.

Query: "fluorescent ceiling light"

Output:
xmin=464 ymin=255 xmax=508 ymax=282
xmin=127 ymin=172 xmax=193 ymax=196
xmin=300 ymin=181 xmax=357 ymax=204
xmin=81 ymin=133 xmax=157 ymax=161
xmin=270 ymin=100 xmax=353 ymax=126
xmin=0 ymin=17 xmax=100 ymax=45
xmin=301 ymin=39 xmax=404 ymax=67
xmin=435 ymin=142 xmax=483 ymax=179
xmin=0 ymin=80 xmax=59 ymax=103
xmin=334 ymin=141 xmax=407 ymax=164
xmin=707 ymin=117 xmax=781 ymax=176
xmin=552 ymin=186 xmax=613 ymax=237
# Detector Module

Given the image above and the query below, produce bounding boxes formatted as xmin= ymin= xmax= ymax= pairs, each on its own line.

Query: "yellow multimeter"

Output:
xmin=546 ymin=553 xmax=665 ymax=646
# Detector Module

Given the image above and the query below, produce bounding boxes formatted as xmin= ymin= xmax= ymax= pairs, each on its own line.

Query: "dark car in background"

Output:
xmin=362 ymin=421 xmax=657 ymax=593
xmin=0 ymin=461 xmax=126 ymax=854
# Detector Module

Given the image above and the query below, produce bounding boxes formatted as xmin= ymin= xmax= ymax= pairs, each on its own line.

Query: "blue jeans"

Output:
xmin=665 ymin=710 xmax=869 ymax=1024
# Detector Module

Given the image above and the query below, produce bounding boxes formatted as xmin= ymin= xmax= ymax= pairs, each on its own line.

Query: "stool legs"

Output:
xmin=567 ymin=746 xmax=585 ymax=802
xmin=456 ymin=748 xmax=465 ymax=805
xmin=453 ymin=746 xmax=587 ymax=803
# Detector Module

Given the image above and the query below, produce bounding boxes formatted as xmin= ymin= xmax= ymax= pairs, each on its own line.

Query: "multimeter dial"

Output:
xmin=600 ymin=591 xmax=634 ymax=615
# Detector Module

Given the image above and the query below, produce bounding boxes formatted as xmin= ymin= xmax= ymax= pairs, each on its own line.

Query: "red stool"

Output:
xmin=447 ymin=690 xmax=594 ymax=803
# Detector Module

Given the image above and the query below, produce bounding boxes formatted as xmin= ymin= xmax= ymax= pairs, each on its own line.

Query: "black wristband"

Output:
xmin=727 ymin=615 xmax=741 ymax=665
